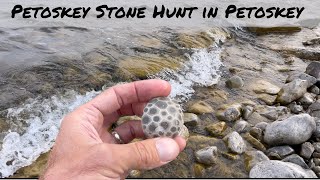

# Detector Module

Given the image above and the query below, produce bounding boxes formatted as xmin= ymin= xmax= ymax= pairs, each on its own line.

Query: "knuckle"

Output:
xmin=134 ymin=142 xmax=158 ymax=167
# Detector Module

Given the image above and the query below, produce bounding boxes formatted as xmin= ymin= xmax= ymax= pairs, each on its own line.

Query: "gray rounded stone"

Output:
xmin=195 ymin=146 xmax=218 ymax=165
xmin=224 ymin=131 xmax=246 ymax=154
xmin=282 ymin=154 xmax=309 ymax=169
xmin=142 ymin=97 xmax=183 ymax=138
xmin=276 ymin=79 xmax=309 ymax=105
xmin=226 ymin=75 xmax=244 ymax=89
xmin=300 ymin=142 xmax=315 ymax=159
xmin=250 ymin=160 xmax=317 ymax=178
xmin=264 ymin=114 xmax=316 ymax=145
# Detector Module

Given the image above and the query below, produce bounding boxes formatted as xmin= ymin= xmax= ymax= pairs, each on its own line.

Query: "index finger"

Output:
xmin=86 ymin=79 xmax=171 ymax=118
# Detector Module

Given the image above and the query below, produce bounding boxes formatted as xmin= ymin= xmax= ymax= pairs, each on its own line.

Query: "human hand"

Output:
xmin=41 ymin=79 xmax=186 ymax=180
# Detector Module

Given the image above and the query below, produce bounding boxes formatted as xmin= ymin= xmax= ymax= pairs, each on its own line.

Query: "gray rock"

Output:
xmin=282 ymin=154 xmax=309 ymax=169
xmin=247 ymin=112 xmax=271 ymax=125
xmin=244 ymin=150 xmax=269 ymax=171
xmin=255 ymin=122 xmax=268 ymax=132
xmin=309 ymin=158 xmax=316 ymax=169
xmin=249 ymin=127 xmax=263 ymax=141
xmin=242 ymin=106 xmax=254 ymax=120
xmin=310 ymin=85 xmax=320 ymax=95
xmin=313 ymin=166 xmax=320 ymax=173
xmin=224 ymin=131 xmax=246 ymax=154
xmin=264 ymin=114 xmax=316 ymax=145
xmin=249 ymin=160 xmax=317 ymax=178
xmin=314 ymin=118 xmax=320 ymax=138
xmin=195 ymin=146 xmax=218 ymax=165
xmin=226 ymin=75 xmax=244 ymax=89
xmin=300 ymin=142 xmax=315 ymax=159
xmin=258 ymin=94 xmax=277 ymax=105
xmin=313 ymin=142 xmax=320 ymax=152
xmin=266 ymin=146 xmax=295 ymax=160
xmin=308 ymin=100 xmax=320 ymax=118
xmin=314 ymin=158 xmax=320 ymax=166
xmin=298 ymin=93 xmax=316 ymax=106
xmin=314 ymin=152 xmax=320 ymax=158
xmin=233 ymin=120 xmax=251 ymax=133
xmin=259 ymin=106 xmax=288 ymax=121
xmin=276 ymin=79 xmax=309 ymax=105
xmin=183 ymin=113 xmax=199 ymax=127
xmin=288 ymin=102 xmax=304 ymax=114
xmin=286 ymin=73 xmax=317 ymax=88
xmin=216 ymin=103 xmax=242 ymax=122
xmin=306 ymin=61 xmax=320 ymax=79
xmin=252 ymin=79 xmax=281 ymax=95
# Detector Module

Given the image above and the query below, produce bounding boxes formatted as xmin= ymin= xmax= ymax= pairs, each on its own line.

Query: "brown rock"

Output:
xmin=205 ymin=121 xmax=227 ymax=137
xmin=187 ymin=101 xmax=214 ymax=114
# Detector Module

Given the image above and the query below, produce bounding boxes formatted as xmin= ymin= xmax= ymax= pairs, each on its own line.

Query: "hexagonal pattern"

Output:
xmin=142 ymin=97 xmax=183 ymax=138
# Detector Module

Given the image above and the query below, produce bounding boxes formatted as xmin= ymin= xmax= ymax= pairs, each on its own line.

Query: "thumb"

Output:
xmin=111 ymin=137 xmax=181 ymax=171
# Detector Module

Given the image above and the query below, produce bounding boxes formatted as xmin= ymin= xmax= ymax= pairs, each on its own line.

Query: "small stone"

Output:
xmin=233 ymin=120 xmax=251 ymax=133
xmin=129 ymin=170 xmax=142 ymax=178
xmin=314 ymin=152 xmax=320 ymax=158
xmin=244 ymin=150 xmax=269 ymax=171
xmin=224 ymin=131 xmax=246 ymax=154
xmin=276 ymin=79 xmax=309 ymax=105
xmin=216 ymin=103 xmax=242 ymax=122
xmin=221 ymin=151 xmax=240 ymax=160
xmin=282 ymin=154 xmax=309 ymax=169
xmin=259 ymin=107 xmax=279 ymax=121
xmin=308 ymin=101 xmax=320 ymax=118
xmin=298 ymin=93 xmax=316 ymax=106
xmin=258 ymin=94 xmax=277 ymax=106
xmin=314 ymin=118 xmax=320 ymax=138
xmin=195 ymin=146 xmax=218 ymax=165
xmin=254 ymin=122 xmax=268 ymax=132
xmin=313 ymin=166 xmax=320 ymax=173
xmin=300 ymin=142 xmax=315 ymax=159
xmin=309 ymin=158 xmax=316 ymax=169
xmin=193 ymin=163 xmax=205 ymax=177
xmin=314 ymin=158 xmax=320 ymax=166
xmin=183 ymin=113 xmax=199 ymax=127
xmin=243 ymin=133 xmax=266 ymax=151
xmin=310 ymin=85 xmax=320 ymax=95
xmin=306 ymin=61 xmax=320 ymax=79
xmin=249 ymin=160 xmax=317 ymax=178
xmin=286 ymin=73 xmax=317 ymax=88
xmin=288 ymin=102 xmax=304 ymax=114
xmin=264 ymin=114 xmax=316 ymax=145
xmin=252 ymin=80 xmax=281 ymax=95
xmin=249 ymin=127 xmax=263 ymax=141
xmin=205 ymin=121 xmax=227 ymax=137
xmin=242 ymin=106 xmax=254 ymax=120
xmin=266 ymin=146 xmax=295 ymax=160
xmin=179 ymin=125 xmax=190 ymax=139
xmin=187 ymin=101 xmax=214 ymax=114
xmin=142 ymin=97 xmax=183 ymax=138
xmin=313 ymin=142 xmax=320 ymax=152
xmin=226 ymin=75 xmax=244 ymax=89
xmin=247 ymin=112 xmax=271 ymax=125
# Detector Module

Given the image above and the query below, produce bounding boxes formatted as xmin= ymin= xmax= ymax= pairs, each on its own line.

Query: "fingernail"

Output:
xmin=155 ymin=138 xmax=179 ymax=162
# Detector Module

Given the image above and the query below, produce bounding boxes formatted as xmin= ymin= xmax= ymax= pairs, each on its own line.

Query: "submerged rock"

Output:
xmin=242 ymin=106 xmax=254 ymax=120
xmin=276 ymin=79 xmax=309 ymax=105
xmin=244 ymin=150 xmax=269 ymax=171
xmin=195 ymin=146 xmax=218 ymax=165
xmin=243 ymin=133 xmax=266 ymax=151
xmin=233 ymin=120 xmax=251 ymax=134
xmin=216 ymin=103 xmax=242 ymax=122
xmin=282 ymin=154 xmax=309 ymax=169
xmin=308 ymin=100 xmax=320 ymax=118
xmin=183 ymin=113 xmax=199 ymax=127
xmin=254 ymin=122 xmax=268 ymax=132
xmin=205 ymin=121 xmax=227 ymax=137
xmin=224 ymin=131 xmax=246 ymax=154
xmin=258 ymin=94 xmax=277 ymax=105
xmin=249 ymin=160 xmax=317 ymax=178
xmin=264 ymin=114 xmax=316 ymax=145
xmin=286 ymin=73 xmax=317 ymax=88
xmin=266 ymin=146 xmax=295 ymax=160
xmin=225 ymin=75 xmax=244 ymax=89
xmin=187 ymin=101 xmax=214 ymax=114
xmin=251 ymin=79 xmax=281 ymax=95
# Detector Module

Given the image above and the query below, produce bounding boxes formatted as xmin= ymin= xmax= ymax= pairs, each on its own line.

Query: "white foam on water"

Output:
xmin=0 ymin=29 xmax=228 ymax=177
xmin=0 ymin=90 xmax=99 ymax=177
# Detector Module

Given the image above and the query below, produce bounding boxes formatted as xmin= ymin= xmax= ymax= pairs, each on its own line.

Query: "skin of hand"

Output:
xmin=40 ymin=79 xmax=186 ymax=180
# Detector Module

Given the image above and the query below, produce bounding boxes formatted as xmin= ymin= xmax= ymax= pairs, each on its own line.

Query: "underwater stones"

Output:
xmin=244 ymin=150 xmax=269 ymax=171
xmin=205 ymin=121 xmax=227 ymax=137
xmin=251 ymin=79 xmax=281 ymax=95
xmin=250 ymin=160 xmax=317 ymax=178
xmin=216 ymin=103 xmax=242 ymax=122
xmin=142 ymin=97 xmax=183 ymax=138
xmin=233 ymin=120 xmax=251 ymax=134
xmin=195 ymin=146 xmax=218 ymax=165
xmin=187 ymin=101 xmax=213 ymax=114
xmin=183 ymin=113 xmax=199 ymax=127
xmin=224 ymin=131 xmax=246 ymax=154
xmin=276 ymin=79 xmax=309 ymax=105
xmin=264 ymin=114 xmax=316 ymax=145
xmin=226 ymin=75 xmax=244 ymax=89
xmin=266 ymin=146 xmax=295 ymax=160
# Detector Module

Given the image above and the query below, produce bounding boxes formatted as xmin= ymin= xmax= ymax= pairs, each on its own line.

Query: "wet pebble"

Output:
xmin=183 ymin=113 xmax=199 ymax=127
xmin=266 ymin=145 xmax=295 ymax=160
xmin=300 ymin=142 xmax=315 ymax=159
xmin=187 ymin=101 xmax=213 ymax=114
xmin=244 ymin=150 xmax=269 ymax=171
xmin=216 ymin=103 xmax=242 ymax=122
xmin=276 ymin=79 xmax=308 ymax=105
xmin=226 ymin=75 xmax=244 ymax=89
xmin=224 ymin=131 xmax=246 ymax=154
xmin=233 ymin=120 xmax=251 ymax=134
xmin=306 ymin=61 xmax=320 ymax=79
xmin=195 ymin=146 xmax=218 ymax=165
xmin=282 ymin=154 xmax=309 ymax=169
